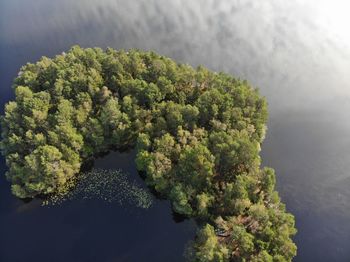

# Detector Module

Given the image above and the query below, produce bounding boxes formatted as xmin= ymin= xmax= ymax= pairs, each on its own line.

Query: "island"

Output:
xmin=0 ymin=46 xmax=296 ymax=261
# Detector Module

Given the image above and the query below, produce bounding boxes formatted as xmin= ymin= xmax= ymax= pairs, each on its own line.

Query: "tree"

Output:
xmin=177 ymin=144 xmax=215 ymax=189
xmin=170 ymin=184 xmax=193 ymax=216
xmin=190 ymin=224 xmax=229 ymax=262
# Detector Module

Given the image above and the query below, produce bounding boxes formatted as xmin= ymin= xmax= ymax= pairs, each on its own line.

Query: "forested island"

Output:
xmin=0 ymin=46 xmax=296 ymax=261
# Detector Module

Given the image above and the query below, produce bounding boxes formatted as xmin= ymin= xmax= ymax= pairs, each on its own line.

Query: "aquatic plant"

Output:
xmin=43 ymin=169 xmax=153 ymax=209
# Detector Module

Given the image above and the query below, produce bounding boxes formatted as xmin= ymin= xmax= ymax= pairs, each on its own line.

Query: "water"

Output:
xmin=1 ymin=0 xmax=350 ymax=261
xmin=0 ymin=150 xmax=196 ymax=262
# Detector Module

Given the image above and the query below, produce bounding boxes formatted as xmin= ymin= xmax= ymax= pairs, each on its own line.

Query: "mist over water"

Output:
xmin=1 ymin=0 xmax=350 ymax=261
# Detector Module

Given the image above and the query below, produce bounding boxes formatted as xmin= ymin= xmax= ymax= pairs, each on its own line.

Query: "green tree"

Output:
xmin=191 ymin=224 xmax=229 ymax=262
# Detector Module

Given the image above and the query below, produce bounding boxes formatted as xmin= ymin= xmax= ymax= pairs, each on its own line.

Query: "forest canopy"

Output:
xmin=0 ymin=46 xmax=296 ymax=261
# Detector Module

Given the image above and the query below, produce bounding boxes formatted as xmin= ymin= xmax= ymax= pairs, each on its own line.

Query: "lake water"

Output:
xmin=1 ymin=0 xmax=350 ymax=261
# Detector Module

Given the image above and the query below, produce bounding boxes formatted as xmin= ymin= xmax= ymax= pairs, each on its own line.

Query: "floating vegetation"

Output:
xmin=43 ymin=169 xmax=153 ymax=209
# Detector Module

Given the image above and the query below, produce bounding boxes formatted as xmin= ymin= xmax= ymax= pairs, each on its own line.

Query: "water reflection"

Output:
xmin=1 ymin=0 xmax=350 ymax=261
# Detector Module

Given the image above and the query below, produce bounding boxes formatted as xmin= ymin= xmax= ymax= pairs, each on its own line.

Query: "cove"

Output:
xmin=0 ymin=150 xmax=196 ymax=262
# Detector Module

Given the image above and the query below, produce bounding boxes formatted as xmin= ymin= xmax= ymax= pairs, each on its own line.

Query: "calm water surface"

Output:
xmin=0 ymin=150 xmax=197 ymax=262
xmin=1 ymin=0 xmax=350 ymax=261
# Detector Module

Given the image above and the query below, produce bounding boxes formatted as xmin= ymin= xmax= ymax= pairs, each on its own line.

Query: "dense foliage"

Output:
xmin=1 ymin=46 xmax=296 ymax=261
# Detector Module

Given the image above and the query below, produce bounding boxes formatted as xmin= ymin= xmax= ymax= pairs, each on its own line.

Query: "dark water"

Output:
xmin=0 ymin=150 xmax=196 ymax=262
xmin=1 ymin=0 xmax=350 ymax=261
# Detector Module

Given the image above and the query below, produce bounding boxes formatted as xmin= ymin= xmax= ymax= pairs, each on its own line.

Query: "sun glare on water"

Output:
xmin=314 ymin=0 xmax=350 ymax=47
